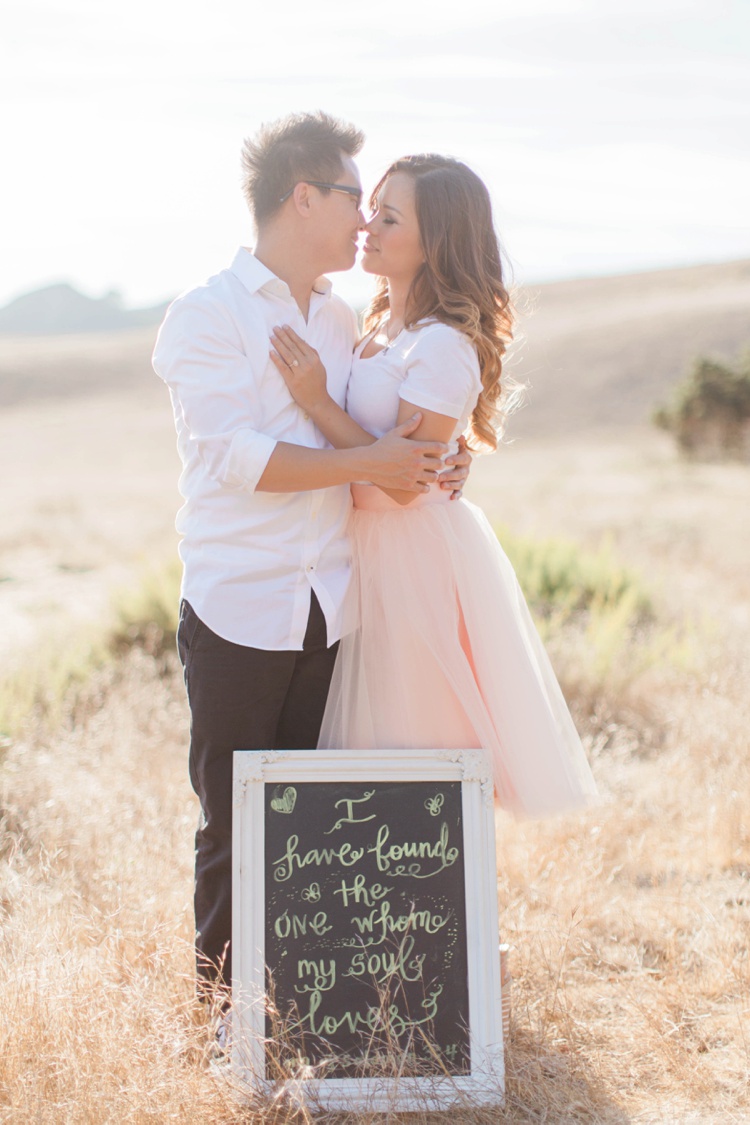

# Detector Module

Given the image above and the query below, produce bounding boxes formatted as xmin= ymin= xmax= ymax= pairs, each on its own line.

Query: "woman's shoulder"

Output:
xmin=403 ymin=322 xmax=480 ymax=383
xmin=406 ymin=319 xmax=477 ymax=358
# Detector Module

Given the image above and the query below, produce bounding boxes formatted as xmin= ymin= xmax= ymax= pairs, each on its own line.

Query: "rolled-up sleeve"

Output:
xmin=153 ymin=296 xmax=277 ymax=492
xmin=217 ymin=427 xmax=277 ymax=490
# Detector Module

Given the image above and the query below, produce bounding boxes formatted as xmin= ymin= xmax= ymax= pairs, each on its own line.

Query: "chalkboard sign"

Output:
xmin=232 ymin=748 xmax=503 ymax=1112
xmin=265 ymin=779 xmax=470 ymax=1077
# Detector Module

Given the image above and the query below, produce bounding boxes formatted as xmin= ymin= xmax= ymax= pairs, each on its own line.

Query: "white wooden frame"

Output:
xmin=231 ymin=747 xmax=504 ymax=1113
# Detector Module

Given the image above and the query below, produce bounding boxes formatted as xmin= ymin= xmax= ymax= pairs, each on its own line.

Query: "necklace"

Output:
xmin=381 ymin=318 xmax=404 ymax=353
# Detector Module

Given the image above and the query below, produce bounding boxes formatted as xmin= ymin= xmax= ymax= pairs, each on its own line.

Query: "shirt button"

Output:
xmin=307 ymin=564 xmax=315 ymax=571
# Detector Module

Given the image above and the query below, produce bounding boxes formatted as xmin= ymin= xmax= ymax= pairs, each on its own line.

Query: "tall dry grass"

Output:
xmin=0 ymin=483 xmax=748 ymax=1120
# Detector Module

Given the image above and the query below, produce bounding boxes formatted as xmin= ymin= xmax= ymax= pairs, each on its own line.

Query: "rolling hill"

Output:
xmin=0 ymin=282 xmax=169 ymax=336
xmin=506 ymin=258 xmax=750 ymax=435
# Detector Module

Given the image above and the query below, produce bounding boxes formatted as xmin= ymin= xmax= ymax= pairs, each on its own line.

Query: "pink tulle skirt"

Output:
xmin=318 ymin=483 xmax=597 ymax=819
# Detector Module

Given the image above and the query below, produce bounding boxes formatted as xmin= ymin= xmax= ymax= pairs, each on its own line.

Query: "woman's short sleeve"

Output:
xmin=398 ymin=324 xmax=482 ymax=419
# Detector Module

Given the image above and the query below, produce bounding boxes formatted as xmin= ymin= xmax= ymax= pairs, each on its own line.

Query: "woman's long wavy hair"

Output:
xmin=363 ymin=154 xmax=520 ymax=449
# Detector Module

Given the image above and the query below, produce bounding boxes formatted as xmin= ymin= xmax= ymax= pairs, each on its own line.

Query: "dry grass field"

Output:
xmin=0 ymin=261 xmax=748 ymax=1122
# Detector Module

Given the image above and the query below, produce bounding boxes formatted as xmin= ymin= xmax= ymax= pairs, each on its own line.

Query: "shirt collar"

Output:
xmin=230 ymin=247 xmax=333 ymax=303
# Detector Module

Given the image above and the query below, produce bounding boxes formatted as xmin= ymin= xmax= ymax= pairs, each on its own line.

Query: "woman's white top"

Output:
xmin=346 ymin=321 xmax=483 ymax=448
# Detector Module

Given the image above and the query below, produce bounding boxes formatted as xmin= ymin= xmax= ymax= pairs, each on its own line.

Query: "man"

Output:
xmin=152 ymin=111 xmax=469 ymax=1000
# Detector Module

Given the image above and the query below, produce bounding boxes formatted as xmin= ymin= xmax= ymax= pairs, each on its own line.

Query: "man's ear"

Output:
xmin=292 ymin=181 xmax=313 ymax=217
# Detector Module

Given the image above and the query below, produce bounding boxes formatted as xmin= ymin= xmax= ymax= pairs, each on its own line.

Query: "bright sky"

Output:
xmin=3 ymin=0 xmax=749 ymax=310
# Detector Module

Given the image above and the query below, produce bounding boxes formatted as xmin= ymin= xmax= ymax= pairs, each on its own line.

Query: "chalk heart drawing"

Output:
xmin=271 ymin=786 xmax=297 ymax=814
xmin=425 ymin=792 xmax=445 ymax=817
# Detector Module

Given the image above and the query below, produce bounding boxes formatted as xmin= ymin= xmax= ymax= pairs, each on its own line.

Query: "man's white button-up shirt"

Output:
xmin=152 ymin=248 xmax=358 ymax=650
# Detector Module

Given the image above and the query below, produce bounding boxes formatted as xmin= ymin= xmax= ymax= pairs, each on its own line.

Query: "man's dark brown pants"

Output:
xmin=176 ymin=592 xmax=338 ymax=994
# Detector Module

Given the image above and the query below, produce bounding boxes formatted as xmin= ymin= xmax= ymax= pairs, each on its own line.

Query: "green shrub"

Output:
xmin=110 ymin=558 xmax=182 ymax=655
xmin=0 ymin=631 xmax=109 ymax=741
xmin=1 ymin=534 xmax=655 ymax=747
xmin=109 ymin=537 xmax=651 ymax=650
xmin=0 ymin=561 xmax=183 ymax=746
xmin=653 ymin=350 xmax=750 ymax=459
xmin=496 ymin=526 xmax=652 ymax=622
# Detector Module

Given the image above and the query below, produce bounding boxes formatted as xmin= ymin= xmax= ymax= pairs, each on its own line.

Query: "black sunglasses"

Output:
xmin=279 ymin=181 xmax=363 ymax=207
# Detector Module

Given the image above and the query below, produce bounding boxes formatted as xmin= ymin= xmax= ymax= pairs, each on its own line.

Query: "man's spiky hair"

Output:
xmin=241 ymin=111 xmax=364 ymax=226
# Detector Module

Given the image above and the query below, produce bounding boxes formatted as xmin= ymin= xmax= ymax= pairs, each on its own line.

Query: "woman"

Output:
xmin=269 ymin=154 xmax=596 ymax=818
